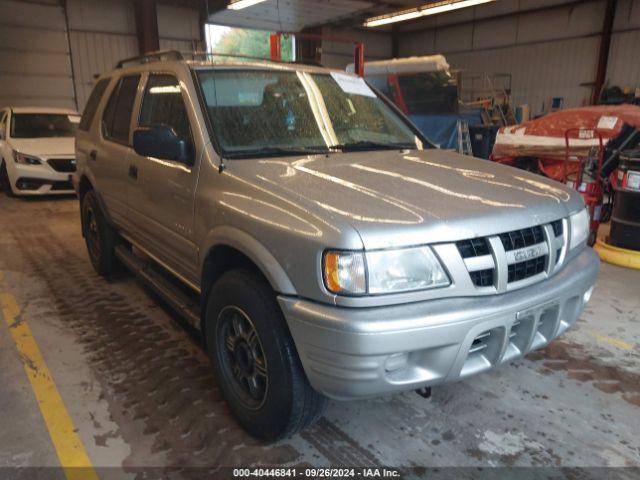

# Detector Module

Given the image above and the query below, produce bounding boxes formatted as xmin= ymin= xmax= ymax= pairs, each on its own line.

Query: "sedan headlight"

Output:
xmin=13 ymin=150 xmax=41 ymax=165
xmin=569 ymin=208 xmax=589 ymax=250
xmin=323 ymin=247 xmax=450 ymax=296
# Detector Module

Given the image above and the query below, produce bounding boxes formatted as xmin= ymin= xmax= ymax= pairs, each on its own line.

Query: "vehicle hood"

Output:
xmin=229 ymin=149 xmax=585 ymax=249
xmin=9 ymin=137 xmax=75 ymax=157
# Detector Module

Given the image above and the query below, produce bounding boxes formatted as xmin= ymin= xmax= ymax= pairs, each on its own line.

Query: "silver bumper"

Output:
xmin=279 ymin=248 xmax=599 ymax=400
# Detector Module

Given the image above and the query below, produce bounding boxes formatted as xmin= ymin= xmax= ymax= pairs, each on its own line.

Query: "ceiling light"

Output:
xmin=227 ymin=0 xmax=268 ymax=10
xmin=364 ymin=0 xmax=496 ymax=27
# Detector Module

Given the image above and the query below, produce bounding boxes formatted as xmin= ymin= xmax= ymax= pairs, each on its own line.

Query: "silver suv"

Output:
xmin=74 ymin=51 xmax=599 ymax=440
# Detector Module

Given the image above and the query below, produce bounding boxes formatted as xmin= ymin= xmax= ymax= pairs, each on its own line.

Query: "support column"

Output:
xmin=592 ymin=0 xmax=617 ymax=105
xmin=134 ymin=0 xmax=160 ymax=54
xmin=391 ymin=25 xmax=400 ymax=59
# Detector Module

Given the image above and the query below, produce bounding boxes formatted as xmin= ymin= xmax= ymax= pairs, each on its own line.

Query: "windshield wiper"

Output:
xmin=332 ymin=141 xmax=416 ymax=152
xmin=224 ymin=146 xmax=330 ymax=159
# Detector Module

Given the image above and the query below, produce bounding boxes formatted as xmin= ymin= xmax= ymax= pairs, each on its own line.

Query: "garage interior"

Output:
xmin=1 ymin=0 xmax=639 ymax=477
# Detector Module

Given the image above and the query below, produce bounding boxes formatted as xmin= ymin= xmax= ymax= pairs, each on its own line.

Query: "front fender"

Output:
xmin=201 ymin=225 xmax=297 ymax=295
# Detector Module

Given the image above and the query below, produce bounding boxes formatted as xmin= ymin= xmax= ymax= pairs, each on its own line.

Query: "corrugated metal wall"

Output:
xmin=608 ymin=0 xmax=640 ymax=88
xmin=158 ymin=3 xmax=202 ymax=52
xmin=0 ymin=0 xmax=202 ymax=111
xmin=66 ymin=0 xmax=138 ymax=110
xmin=0 ymin=0 xmax=76 ymax=109
xmin=398 ymin=0 xmax=640 ymax=115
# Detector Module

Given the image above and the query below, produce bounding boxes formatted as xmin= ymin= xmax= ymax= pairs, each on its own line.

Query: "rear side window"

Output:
xmin=139 ymin=74 xmax=192 ymax=142
xmin=102 ymin=75 xmax=140 ymax=144
xmin=79 ymin=78 xmax=110 ymax=131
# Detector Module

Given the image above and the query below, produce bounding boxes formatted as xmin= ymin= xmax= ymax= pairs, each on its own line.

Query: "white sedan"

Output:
xmin=0 ymin=107 xmax=80 ymax=196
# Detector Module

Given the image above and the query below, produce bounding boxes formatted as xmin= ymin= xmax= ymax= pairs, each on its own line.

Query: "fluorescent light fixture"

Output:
xmin=227 ymin=0 xmax=268 ymax=10
xmin=364 ymin=0 xmax=496 ymax=27
xmin=149 ymin=85 xmax=180 ymax=94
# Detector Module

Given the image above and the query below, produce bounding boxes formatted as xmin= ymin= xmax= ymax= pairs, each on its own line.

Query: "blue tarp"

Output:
xmin=409 ymin=111 xmax=483 ymax=150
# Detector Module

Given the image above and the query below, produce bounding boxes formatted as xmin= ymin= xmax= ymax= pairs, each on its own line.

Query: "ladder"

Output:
xmin=457 ymin=120 xmax=473 ymax=156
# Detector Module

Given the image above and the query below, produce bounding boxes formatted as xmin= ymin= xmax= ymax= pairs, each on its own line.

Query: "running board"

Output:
xmin=115 ymin=245 xmax=201 ymax=328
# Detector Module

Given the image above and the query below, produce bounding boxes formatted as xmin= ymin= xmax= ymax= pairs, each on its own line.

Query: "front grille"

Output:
xmin=469 ymin=269 xmax=494 ymax=287
xmin=551 ymin=219 xmax=563 ymax=237
xmin=507 ymin=256 xmax=546 ymax=283
xmin=48 ymin=158 xmax=76 ymax=173
xmin=456 ymin=238 xmax=490 ymax=258
xmin=499 ymin=225 xmax=544 ymax=251
xmin=455 ymin=219 xmax=566 ymax=292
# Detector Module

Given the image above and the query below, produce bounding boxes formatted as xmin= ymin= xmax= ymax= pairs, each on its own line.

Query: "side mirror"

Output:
xmin=132 ymin=126 xmax=191 ymax=164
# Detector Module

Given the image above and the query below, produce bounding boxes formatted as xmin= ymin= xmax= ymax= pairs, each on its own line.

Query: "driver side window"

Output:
xmin=139 ymin=74 xmax=193 ymax=161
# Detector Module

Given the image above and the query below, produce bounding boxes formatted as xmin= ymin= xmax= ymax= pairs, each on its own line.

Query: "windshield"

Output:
xmin=198 ymin=69 xmax=423 ymax=158
xmin=10 ymin=113 xmax=80 ymax=139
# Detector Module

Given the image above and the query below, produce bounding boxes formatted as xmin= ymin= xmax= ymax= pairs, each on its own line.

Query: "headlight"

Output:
xmin=323 ymin=247 xmax=450 ymax=296
xmin=13 ymin=150 xmax=41 ymax=165
xmin=569 ymin=208 xmax=589 ymax=250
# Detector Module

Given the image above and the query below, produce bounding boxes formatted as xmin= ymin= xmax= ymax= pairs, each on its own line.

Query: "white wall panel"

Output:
xmin=158 ymin=4 xmax=202 ymax=53
xmin=69 ymin=31 xmax=138 ymax=110
xmin=516 ymin=1 xmax=602 ymax=43
xmin=66 ymin=0 xmax=136 ymax=34
xmin=397 ymin=0 xmax=640 ymax=115
xmin=472 ymin=16 xmax=518 ymax=49
xmin=434 ymin=24 xmax=473 ymax=53
xmin=0 ymin=0 xmax=76 ymax=109
xmin=158 ymin=4 xmax=201 ymax=41
xmin=447 ymin=36 xmax=598 ymax=114
xmin=607 ymin=29 xmax=640 ymax=89
xmin=399 ymin=29 xmax=435 ymax=57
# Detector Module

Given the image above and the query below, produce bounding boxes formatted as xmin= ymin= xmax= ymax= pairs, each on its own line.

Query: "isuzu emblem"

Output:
xmin=515 ymin=246 xmax=542 ymax=262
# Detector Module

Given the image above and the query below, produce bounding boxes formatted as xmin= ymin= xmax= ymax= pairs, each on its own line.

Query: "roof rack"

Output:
xmin=114 ymin=49 xmax=326 ymax=69
xmin=115 ymin=50 xmax=183 ymax=68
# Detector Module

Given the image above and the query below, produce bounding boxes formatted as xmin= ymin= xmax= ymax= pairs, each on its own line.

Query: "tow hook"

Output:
xmin=415 ymin=387 xmax=432 ymax=399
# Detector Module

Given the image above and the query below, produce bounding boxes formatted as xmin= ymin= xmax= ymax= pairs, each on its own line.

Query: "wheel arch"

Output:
xmin=200 ymin=227 xmax=297 ymax=326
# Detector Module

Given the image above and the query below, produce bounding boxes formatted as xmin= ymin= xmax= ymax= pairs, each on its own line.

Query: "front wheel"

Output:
xmin=205 ymin=269 xmax=326 ymax=441
xmin=0 ymin=161 xmax=15 ymax=197
xmin=81 ymin=189 xmax=121 ymax=278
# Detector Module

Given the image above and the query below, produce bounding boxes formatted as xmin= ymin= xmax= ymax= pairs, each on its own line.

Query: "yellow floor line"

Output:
xmin=0 ymin=290 xmax=99 ymax=480
xmin=588 ymin=330 xmax=633 ymax=351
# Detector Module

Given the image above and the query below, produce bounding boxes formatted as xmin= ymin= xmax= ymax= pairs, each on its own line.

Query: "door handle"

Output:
xmin=129 ymin=164 xmax=138 ymax=180
xmin=89 ymin=150 xmax=97 ymax=161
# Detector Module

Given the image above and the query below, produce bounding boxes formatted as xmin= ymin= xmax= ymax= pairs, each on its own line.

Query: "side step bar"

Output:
xmin=115 ymin=245 xmax=201 ymax=328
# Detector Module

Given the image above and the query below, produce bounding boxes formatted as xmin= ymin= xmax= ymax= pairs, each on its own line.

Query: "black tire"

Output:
xmin=0 ymin=161 xmax=15 ymax=197
xmin=81 ymin=189 xmax=121 ymax=278
xmin=205 ymin=269 xmax=326 ymax=441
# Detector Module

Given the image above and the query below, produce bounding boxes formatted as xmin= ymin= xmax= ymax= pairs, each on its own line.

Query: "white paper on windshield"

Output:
xmin=597 ymin=116 xmax=618 ymax=129
xmin=330 ymin=72 xmax=376 ymax=98
xmin=68 ymin=115 xmax=80 ymax=123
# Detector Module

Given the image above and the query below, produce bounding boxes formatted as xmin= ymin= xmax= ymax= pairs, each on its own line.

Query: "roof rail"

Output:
xmin=182 ymin=51 xmax=285 ymax=64
xmin=114 ymin=50 xmax=326 ymax=69
xmin=115 ymin=50 xmax=183 ymax=69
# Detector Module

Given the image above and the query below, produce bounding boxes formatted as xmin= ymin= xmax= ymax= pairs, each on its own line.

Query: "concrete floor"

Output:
xmin=0 ymin=194 xmax=639 ymax=475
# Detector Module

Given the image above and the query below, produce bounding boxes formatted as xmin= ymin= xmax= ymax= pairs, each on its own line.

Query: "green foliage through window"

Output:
xmin=209 ymin=26 xmax=294 ymax=62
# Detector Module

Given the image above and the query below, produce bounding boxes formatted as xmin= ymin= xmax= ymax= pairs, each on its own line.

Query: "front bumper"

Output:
xmin=11 ymin=160 xmax=75 ymax=195
xmin=279 ymin=247 xmax=599 ymax=400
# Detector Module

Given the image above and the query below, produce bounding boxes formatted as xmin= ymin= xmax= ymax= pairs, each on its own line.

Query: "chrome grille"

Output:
xmin=456 ymin=238 xmax=490 ymax=258
xmin=455 ymin=219 xmax=567 ymax=292
xmin=507 ymin=256 xmax=546 ymax=282
xmin=499 ymin=225 xmax=544 ymax=251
